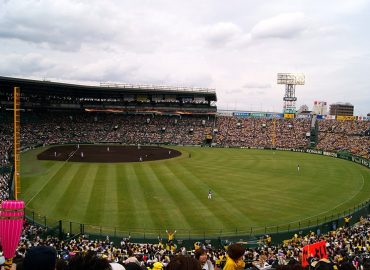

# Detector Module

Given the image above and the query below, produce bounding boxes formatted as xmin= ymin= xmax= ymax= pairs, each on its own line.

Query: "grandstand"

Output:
xmin=0 ymin=76 xmax=217 ymax=115
xmin=1 ymin=76 xmax=369 ymax=156
xmin=0 ymin=76 xmax=369 ymax=270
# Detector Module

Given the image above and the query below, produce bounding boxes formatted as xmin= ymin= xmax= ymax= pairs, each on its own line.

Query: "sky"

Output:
xmin=0 ymin=0 xmax=369 ymax=115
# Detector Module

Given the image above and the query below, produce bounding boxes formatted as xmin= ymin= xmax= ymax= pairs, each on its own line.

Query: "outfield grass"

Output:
xmin=20 ymin=146 xmax=370 ymax=237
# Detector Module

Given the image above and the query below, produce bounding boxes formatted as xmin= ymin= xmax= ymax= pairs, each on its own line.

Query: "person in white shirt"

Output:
xmin=195 ymin=248 xmax=214 ymax=270
xmin=208 ymin=189 xmax=212 ymax=199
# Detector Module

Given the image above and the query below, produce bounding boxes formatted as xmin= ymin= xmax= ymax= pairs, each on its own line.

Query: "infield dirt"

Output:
xmin=37 ymin=145 xmax=181 ymax=163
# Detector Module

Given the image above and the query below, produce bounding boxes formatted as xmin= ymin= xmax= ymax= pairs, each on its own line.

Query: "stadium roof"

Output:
xmin=0 ymin=76 xmax=217 ymax=101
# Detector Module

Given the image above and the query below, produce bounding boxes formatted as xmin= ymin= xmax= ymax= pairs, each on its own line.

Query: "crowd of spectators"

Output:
xmin=0 ymin=110 xmax=369 ymax=158
xmin=0 ymin=111 xmax=215 ymax=147
xmin=0 ymin=172 xmax=10 ymax=201
xmin=0 ymin=124 xmax=11 ymax=168
xmin=317 ymin=120 xmax=370 ymax=159
xmin=0 ymin=215 xmax=368 ymax=270
xmin=0 ymin=118 xmax=11 ymax=201
xmin=214 ymin=116 xmax=311 ymax=149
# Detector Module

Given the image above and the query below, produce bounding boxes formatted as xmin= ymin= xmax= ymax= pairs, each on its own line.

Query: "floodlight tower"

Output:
xmin=277 ymin=73 xmax=305 ymax=114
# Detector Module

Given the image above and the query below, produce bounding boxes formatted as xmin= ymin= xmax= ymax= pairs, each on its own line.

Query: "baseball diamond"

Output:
xmin=21 ymin=145 xmax=370 ymax=237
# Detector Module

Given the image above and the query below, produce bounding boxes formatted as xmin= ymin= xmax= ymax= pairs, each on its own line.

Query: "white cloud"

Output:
xmin=0 ymin=0 xmax=169 ymax=52
xmin=202 ymin=22 xmax=243 ymax=47
xmin=251 ymin=12 xmax=308 ymax=39
xmin=0 ymin=1 xmax=119 ymax=51
xmin=0 ymin=53 xmax=56 ymax=75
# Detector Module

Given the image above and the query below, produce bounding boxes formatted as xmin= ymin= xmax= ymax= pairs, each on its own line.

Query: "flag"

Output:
xmin=302 ymin=240 xmax=327 ymax=267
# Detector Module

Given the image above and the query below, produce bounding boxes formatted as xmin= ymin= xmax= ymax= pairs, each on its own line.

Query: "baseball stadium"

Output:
xmin=1 ymin=75 xmax=369 ymax=239
xmin=0 ymin=75 xmax=370 ymax=269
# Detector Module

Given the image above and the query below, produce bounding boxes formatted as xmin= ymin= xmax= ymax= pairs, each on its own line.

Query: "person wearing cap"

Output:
xmin=22 ymin=246 xmax=57 ymax=270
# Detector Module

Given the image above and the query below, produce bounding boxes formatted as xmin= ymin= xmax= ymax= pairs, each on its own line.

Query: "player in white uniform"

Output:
xmin=208 ymin=189 xmax=212 ymax=199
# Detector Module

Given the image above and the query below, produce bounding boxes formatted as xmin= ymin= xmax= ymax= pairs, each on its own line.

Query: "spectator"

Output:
xmin=66 ymin=251 xmax=111 ymax=270
xmin=223 ymin=244 xmax=245 ymax=270
xmin=195 ymin=248 xmax=215 ymax=270
xmin=22 ymin=245 xmax=57 ymax=270
xmin=167 ymin=256 xmax=202 ymax=270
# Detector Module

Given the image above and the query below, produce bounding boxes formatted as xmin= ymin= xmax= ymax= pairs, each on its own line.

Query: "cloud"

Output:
xmin=0 ymin=53 xmax=56 ymax=75
xmin=0 ymin=0 xmax=166 ymax=53
xmin=68 ymin=61 xmax=141 ymax=83
xmin=0 ymin=1 xmax=120 ymax=51
xmin=202 ymin=22 xmax=243 ymax=47
xmin=200 ymin=12 xmax=309 ymax=49
xmin=251 ymin=12 xmax=308 ymax=39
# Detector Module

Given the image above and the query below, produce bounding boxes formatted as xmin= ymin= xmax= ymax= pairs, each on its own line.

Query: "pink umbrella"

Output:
xmin=0 ymin=200 xmax=24 ymax=269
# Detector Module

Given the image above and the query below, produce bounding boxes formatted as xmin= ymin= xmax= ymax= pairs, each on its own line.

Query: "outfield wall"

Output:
xmin=274 ymin=147 xmax=370 ymax=169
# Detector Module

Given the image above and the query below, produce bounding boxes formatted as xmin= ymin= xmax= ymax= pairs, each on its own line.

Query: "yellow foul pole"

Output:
xmin=13 ymin=87 xmax=21 ymax=199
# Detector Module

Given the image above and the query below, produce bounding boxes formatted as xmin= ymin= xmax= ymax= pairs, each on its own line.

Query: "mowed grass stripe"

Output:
xmin=68 ymin=165 xmax=99 ymax=223
xmin=166 ymin=163 xmax=237 ymax=229
xmin=98 ymin=164 xmax=119 ymax=229
xmin=133 ymin=164 xmax=171 ymax=231
xmin=120 ymin=164 xmax=142 ymax=229
xmin=194 ymin=182 xmax=259 ymax=228
xmin=167 ymin=163 xmax=224 ymax=228
xmin=115 ymin=163 xmax=153 ymax=230
xmin=26 ymin=162 xmax=72 ymax=211
xmin=48 ymin=164 xmax=85 ymax=218
xmin=144 ymin=163 xmax=189 ymax=229
xmin=23 ymin=161 xmax=66 ymax=205
xmin=157 ymin=164 xmax=209 ymax=229
xmin=180 ymin=157 xmax=262 ymax=227
xmin=123 ymin=164 xmax=156 ymax=230
xmin=115 ymin=165 xmax=133 ymax=229
xmin=84 ymin=166 xmax=108 ymax=226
